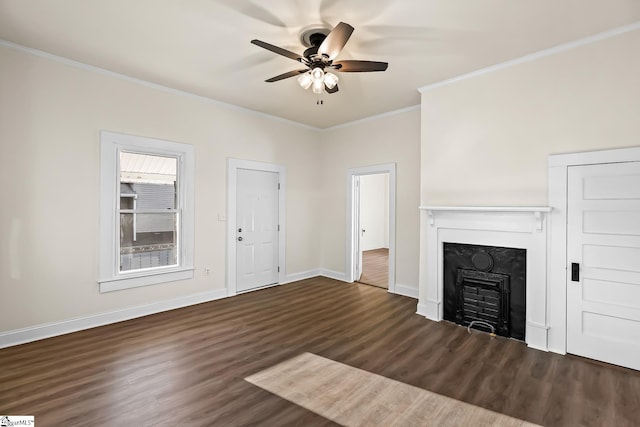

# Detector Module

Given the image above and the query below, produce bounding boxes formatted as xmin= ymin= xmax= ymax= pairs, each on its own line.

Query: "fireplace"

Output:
xmin=443 ymin=243 xmax=526 ymax=340
xmin=418 ymin=206 xmax=551 ymax=351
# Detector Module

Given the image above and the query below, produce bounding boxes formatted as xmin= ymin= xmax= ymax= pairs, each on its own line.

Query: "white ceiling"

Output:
xmin=1 ymin=0 xmax=639 ymax=129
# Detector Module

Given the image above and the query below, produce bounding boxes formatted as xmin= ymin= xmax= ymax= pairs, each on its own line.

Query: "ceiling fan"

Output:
xmin=251 ymin=22 xmax=388 ymax=97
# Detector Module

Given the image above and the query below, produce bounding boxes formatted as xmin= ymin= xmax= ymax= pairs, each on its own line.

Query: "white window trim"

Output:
xmin=99 ymin=131 xmax=195 ymax=292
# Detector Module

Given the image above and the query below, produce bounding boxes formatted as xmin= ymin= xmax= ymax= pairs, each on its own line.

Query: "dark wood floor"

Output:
xmin=358 ymin=248 xmax=388 ymax=289
xmin=1 ymin=278 xmax=639 ymax=426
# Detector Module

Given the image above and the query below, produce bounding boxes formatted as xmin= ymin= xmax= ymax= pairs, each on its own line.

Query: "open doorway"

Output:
xmin=357 ymin=173 xmax=390 ymax=288
xmin=346 ymin=164 xmax=396 ymax=293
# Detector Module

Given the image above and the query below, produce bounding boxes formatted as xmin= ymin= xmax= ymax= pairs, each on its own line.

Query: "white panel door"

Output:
xmin=567 ymin=161 xmax=640 ymax=370
xmin=236 ymin=169 xmax=279 ymax=292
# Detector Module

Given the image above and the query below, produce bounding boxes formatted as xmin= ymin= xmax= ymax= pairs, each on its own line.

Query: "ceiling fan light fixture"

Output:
xmin=324 ymin=72 xmax=338 ymax=90
xmin=311 ymin=67 xmax=324 ymax=83
xmin=312 ymin=79 xmax=324 ymax=94
xmin=298 ymin=72 xmax=313 ymax=90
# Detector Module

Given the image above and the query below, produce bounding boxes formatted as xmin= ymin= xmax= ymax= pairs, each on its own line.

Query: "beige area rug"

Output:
xmin=245 ymin=352 xmax=540 ymax=427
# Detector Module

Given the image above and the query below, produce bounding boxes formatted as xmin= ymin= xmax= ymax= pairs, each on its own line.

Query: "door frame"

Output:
xmin=346 ymin=163 xmax=396 ymax=292
xmin=353 ymin=175 xmax=363 ymax=281
xmin=548 ymin=146 xmax=640 ymax=355
xmin=227 ymin=158 xmax=286 ymax=296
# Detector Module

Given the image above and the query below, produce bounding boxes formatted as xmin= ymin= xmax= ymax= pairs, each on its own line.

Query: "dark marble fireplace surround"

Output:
xmin=443 ymin=243 xmax=526 ymax=340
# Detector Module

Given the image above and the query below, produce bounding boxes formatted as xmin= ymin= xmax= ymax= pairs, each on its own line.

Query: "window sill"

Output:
xmin=99 ymin=267 xmax=194 ymax=293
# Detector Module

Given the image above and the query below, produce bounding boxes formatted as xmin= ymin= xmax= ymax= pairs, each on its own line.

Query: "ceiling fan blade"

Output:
xmin=333 ymin=60 xmax=388 ymax=72
xmin=325 ymin=83 xmax=339 ymax=94
xmin=318 ymin=22 xmax=354 ymax=60
xmin=251 ymin=39 xmax=306 ymax=63
xmin=265 ymin=69 xmax=308 ymax=83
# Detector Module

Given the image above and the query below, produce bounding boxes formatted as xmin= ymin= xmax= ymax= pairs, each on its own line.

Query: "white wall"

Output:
xmin=319 ymin=109 xmax=421 ymax=292
xmin=0 ymin=45 xmax=321 ymax=332
xmin=420 ymin=29 xmax=640 ymax=206
xmin=419 ymin=28 xmax=640 ymax=301
xmin=359 ymin=173 xmax=389 ymax=251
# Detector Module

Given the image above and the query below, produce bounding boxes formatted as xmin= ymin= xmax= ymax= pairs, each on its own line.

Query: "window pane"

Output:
xmin=120 ymin=152 xmax=177 ymax=209
xmin=119 ymin=151 xmax=178 ymax=273
xmin=120 ymin=212 xmax=178 ymax=271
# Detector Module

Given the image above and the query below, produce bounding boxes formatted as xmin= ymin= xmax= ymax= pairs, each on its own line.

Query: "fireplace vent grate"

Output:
xmin=455 ymin=270 xmax=510 ymax=337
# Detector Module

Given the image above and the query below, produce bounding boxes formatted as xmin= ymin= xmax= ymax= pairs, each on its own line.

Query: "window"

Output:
xmin=119 ymin=152 xmax=178 ymax=272
xmin=99 ymin=131 xmax=194 ymax=292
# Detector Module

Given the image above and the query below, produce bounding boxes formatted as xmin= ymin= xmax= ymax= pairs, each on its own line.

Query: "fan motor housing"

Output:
xmin=300 ymin=26 xmax=330 ymax=47
xmin=303 ymin=45 xmax=320 ymax=59
xmin=300 ymin=26 xmax=331 ymax=61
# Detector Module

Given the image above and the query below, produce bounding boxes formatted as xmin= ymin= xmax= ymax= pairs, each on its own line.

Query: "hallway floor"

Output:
xmin=358 ymin=248 xmax=388 ymax=289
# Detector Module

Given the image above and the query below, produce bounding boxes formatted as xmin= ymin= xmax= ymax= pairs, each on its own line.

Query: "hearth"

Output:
xmin=443 ymin=243 xmax=526 ymax=340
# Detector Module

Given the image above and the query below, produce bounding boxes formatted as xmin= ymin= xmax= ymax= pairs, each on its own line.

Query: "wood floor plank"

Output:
xmin=1 ymin=277 xmax=639 ymax=426
xmin=359 ymin=248 xmax=389 ymax=288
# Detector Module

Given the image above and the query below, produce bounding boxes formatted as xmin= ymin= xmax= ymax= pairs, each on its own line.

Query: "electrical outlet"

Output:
xmin=204 ymin=268 xmax=211 ymax=276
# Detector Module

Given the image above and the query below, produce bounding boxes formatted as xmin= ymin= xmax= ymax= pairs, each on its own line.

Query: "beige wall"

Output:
xmin=421 ymin=29 xmax=640 ymax=206
xmin=0 ymin=45 xmax=322 ymax=331
xmin=319 ymin=109 xmax=421 ymax=291
xmin=419 ymin=29 xmax=640 ymax=302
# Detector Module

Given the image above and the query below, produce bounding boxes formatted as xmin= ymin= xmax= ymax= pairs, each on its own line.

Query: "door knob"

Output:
xmin=238 ymin=228 xmax=242 ymax=232
xmin=238 ymin=236 xmax=243 ymax=242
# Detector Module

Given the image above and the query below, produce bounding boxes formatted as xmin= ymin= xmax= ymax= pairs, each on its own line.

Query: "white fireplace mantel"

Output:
xmin=417 ymin=206 xmax=552 ymax=351
xmin=421 ymin=206 xmax=551 ymax=231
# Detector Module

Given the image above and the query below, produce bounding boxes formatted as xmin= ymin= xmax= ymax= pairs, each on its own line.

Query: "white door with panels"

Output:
xmin=567 ymin=161 xmax=640 ymax=370
xmin=236 ymin=168 xmax=279 ymax=292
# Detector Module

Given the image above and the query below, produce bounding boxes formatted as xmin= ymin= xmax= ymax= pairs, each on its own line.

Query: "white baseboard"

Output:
xmin=416 ymin=299 xmax=441 ymax=321
xmin=319 ymin=269 xmax=349 ymax=282
xmin=416 ymin=302 xmax=430 ymax=318
xmin=0 ymin=288 xmax=229 ymax=349
xmin=393 ymin=284 xmax=419 ymax=299
xmin=281 ymin=269 xmax=321 ymax=284
xmin=526 ymin=321 xmax=550 ymax=352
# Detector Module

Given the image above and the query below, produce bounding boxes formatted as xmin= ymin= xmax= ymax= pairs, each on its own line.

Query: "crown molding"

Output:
xmin=418 ymin=21 xmax=640 ymax=94
xmin=321 ymin=104 xmax=420 ymax=132
xmin=0 ymin=39 xmax=321 ymax=131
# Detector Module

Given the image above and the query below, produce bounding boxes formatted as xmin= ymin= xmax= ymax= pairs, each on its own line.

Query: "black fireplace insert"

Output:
xmin=443 ymin=243 xmax=526 ymax=340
